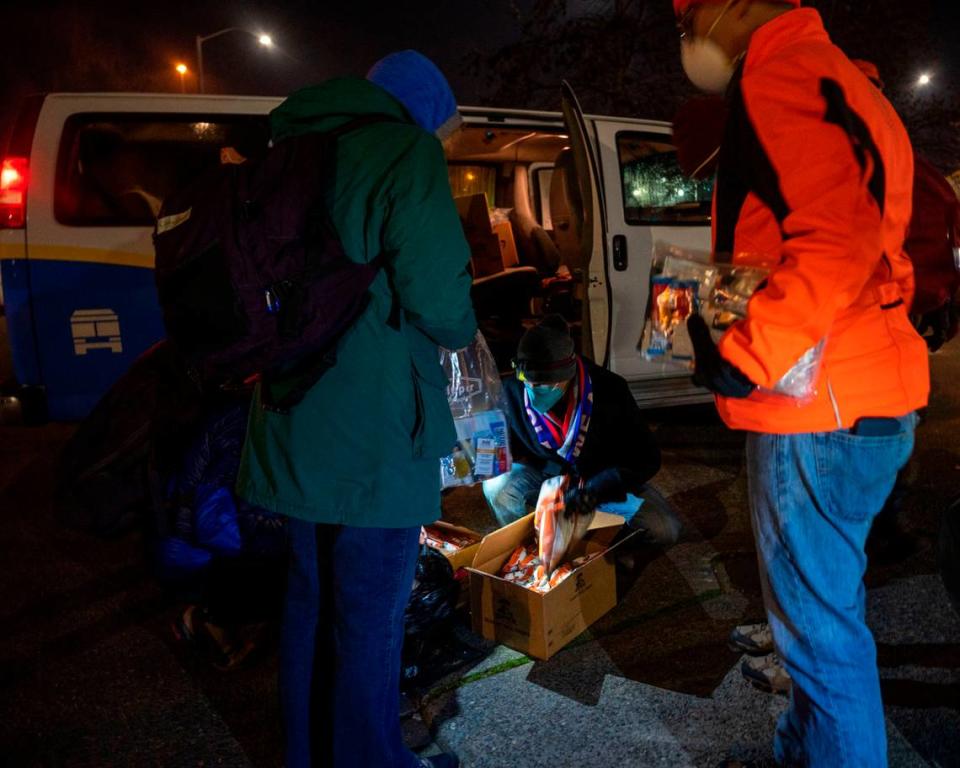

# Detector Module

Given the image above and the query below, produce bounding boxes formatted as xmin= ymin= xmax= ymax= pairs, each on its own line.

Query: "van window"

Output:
xmin=616 ymin=132 xmax=713 ymax=225
xmin=448 ymin=165 xmax=496 ymax=208
xmin=55 ymin=114 xmax=269 ymax=226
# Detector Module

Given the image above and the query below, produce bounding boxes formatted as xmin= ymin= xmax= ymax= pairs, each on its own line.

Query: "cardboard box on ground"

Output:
xmin=467 ymin=511 xmax=639 ymax=660
xmin=422 ymin=520 xmax=483 ymax=572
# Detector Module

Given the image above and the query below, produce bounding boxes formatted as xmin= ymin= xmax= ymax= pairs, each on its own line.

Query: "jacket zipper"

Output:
xmin=827 ymin=377 xmax=842 ymax=428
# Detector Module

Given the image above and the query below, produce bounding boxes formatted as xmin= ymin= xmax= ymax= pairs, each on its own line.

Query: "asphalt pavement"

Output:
xmin=1 ymin=319 xmax=958 ymax=767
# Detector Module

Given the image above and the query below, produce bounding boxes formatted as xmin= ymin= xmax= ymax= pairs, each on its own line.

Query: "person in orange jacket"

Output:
xmin=673 ymin=1 xmax=929 ymax=766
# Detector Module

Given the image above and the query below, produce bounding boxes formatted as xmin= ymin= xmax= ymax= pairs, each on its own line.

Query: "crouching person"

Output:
xmin=482 ymin=315 xmax=679 ymax=546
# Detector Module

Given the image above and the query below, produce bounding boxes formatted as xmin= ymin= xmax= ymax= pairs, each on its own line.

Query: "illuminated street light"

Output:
xmin=195 ymin=27 xmax=276 ymax=93
xmin=917 ymin=72 xmax=932 ymax=87
xmin=175 ymin=63 xmax=188 ymax=93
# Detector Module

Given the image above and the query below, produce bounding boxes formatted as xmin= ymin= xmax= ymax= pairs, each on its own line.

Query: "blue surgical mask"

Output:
xmin=525 ymin=382 xmax=566 ymax=413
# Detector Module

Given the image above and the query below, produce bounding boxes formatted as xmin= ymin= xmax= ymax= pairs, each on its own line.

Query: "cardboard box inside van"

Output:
xmin=467 ymin=511 xmax=638 ymax=660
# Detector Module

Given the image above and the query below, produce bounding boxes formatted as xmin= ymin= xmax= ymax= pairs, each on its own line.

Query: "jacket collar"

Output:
xmin=744 ymin=8 xmax=830 ymax=73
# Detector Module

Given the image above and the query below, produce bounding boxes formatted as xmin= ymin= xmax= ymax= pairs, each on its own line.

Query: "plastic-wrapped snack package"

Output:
xmin=704 ymin=265 xmax=769 ymax=335
xmin=644 ymin=276 xmax=699 ymax=361
xmin=497 ymin=541 xmax=603 ymax=593
xmin=420 ymin=525 xmax=481 ymax=553
xmin=534 ymin=475 xmax=596 ymax=575
xmin=440 ymin=332 xmax=513 ymax=487
xmin=440 ymin=410 xmax=512 ymax=488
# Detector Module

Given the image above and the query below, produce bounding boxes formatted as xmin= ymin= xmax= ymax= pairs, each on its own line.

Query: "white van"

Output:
xmin=0 ymin=86 xmax=711 ymax=421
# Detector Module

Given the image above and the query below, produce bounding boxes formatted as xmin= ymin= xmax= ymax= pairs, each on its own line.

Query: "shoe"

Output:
xmin=728 ymin=622 xmax=774 ymax=656
xmin=420 ymin=755 xmax=460 ymax=768
xmin=741 ymin=653 xmax=792 ymax=695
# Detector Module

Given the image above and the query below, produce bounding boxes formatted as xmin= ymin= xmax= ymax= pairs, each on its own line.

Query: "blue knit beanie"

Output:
xmin=366 ymin=50 xmax=462 ymax=140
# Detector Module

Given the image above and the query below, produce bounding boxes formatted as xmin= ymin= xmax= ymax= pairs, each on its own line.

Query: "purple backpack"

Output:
xmin=154 ymin=115 xmax=396 ymax=412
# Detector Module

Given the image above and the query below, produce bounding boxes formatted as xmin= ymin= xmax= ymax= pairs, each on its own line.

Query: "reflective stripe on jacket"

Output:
xmin=712 ymin=8 xmax=929 ymax=433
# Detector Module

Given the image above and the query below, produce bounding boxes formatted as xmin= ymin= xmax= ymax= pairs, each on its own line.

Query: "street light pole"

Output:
xmin=195 ymin=27 xmax=274 ymax=94
xmin=195 ymin=34 xmax=204 ymax=94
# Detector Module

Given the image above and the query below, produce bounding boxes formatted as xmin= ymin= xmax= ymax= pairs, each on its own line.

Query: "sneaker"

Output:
xmin=728 ymin=622 xmax=775 ymax=656
xmin=420 ymin=755 xmax=460 ymax=768
xmin=741 ymin=653 xmax=792 ymax=695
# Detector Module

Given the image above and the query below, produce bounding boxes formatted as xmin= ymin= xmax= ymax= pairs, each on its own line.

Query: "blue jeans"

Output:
xmin=281 ymin=520 xmax=422 ymax=768
xmin=746 ymin=415 xmax=916 ymax=767
xmin=482 ymin=463 xmax=681 ymax=546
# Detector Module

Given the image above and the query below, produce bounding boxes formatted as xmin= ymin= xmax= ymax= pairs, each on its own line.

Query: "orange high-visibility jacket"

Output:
xmin=713 ymin=8 xmax=929 ymax=434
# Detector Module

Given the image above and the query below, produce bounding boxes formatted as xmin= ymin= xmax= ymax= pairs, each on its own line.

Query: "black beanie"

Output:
xmin=516 ymin=315 xmax=577 ymax=383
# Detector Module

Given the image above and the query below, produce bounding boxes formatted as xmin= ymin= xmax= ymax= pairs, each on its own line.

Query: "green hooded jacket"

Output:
xmin=236 ymin=78 xmax=476 ymax=527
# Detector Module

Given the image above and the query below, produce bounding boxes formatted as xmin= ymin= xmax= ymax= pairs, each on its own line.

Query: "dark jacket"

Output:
xmin=501 ymin=359 xmax=661 ymax=500
xmin=237 ymin=78 xmax=477 ymax=527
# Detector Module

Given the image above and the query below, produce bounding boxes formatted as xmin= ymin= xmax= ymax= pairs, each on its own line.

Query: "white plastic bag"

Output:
xmin=440 ymin=331 xmax=502 ymax=419
xmin=439 ymin=332 xmax=512 ymax=488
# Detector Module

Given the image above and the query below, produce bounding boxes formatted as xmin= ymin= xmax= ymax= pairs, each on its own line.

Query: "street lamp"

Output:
xmin=195 ymin=27 xmax=275 ymax=93
xmin=175 ymin=63 xmax=188 ymax=93
xmin=917 ymin=72 xmax=932 ymax=87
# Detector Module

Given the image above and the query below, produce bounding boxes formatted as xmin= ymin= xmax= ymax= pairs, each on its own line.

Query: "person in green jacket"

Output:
xmin=237 ymin=51 xmax=476 ymax=768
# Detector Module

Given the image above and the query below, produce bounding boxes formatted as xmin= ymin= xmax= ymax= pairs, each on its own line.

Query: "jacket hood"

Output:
xmin=366 ymin=50 xmax=462 ymax=139
xmin=270 ymin=77 xmax=414 ymax=143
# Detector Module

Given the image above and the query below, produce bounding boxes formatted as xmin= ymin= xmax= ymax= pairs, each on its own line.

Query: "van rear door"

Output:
xmin=560 ymin=82 xmax=609 ymax=365
xmin=590 ymin=119 xmax=714 ymax=406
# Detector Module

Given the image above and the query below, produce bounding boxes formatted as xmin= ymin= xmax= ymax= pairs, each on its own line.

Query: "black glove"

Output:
xmin=563 ymin=484 xmax=599 ymax=519
xmin=915 ymin=302 xmax=959 ymax=353
xmin=686 ymin=314 xmax=756 ymax=399
xmin=563 ymin=469 xmax=627 ymax=518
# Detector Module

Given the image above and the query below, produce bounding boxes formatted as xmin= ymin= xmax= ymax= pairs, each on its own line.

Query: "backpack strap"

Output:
xmin=260 ymin=115 xmax=407 ymax=414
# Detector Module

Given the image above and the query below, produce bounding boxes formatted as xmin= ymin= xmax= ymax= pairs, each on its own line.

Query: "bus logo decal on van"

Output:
xmin=70 ymin=309 xmax=123 ymax=356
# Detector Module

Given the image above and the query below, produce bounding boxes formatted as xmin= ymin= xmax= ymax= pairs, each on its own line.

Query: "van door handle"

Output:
xmin=613 ymin=235 xmax=628 ymax=271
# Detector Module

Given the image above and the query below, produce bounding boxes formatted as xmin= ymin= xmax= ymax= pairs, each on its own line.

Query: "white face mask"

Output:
xmin=681 ymin=37 xmax=737 ymax=94
xmin=680 ymin=0 xmax=738 ymax=94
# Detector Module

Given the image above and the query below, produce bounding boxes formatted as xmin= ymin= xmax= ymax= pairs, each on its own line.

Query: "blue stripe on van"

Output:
xmin=21 ymin=260 xmax=166 ymax=421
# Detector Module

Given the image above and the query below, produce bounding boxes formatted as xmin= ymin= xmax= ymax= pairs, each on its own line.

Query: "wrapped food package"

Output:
xmin=534 ymin=475 xmax=596 ymax=577
xmin=440 ymin=331 xmax=513 ymax=487
xmin=643 ymin=276 xmax=699 ymax=361
xmin=420 ymin=524 xmax=481 ymax=553
xmin=498 ymin=541 xmax=601 ymax=593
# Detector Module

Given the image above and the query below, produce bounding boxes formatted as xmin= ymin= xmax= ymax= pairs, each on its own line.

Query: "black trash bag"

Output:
xmin=402 ymin=546 xmax=487 ymax=693
xmin=404 ymin=546 xmax=459 ymax=637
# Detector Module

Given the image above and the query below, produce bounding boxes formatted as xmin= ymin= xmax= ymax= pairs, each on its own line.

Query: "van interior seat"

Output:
xmin=509 ymin=166 xmax=561 ymax=275
xmin=549 ymin=149 xmax=586 ymax=270
xmin=455 ymin=193 xmax=541 ymax=366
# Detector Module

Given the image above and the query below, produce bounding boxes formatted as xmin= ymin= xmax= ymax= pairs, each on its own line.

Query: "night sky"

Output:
xmin=1 ymin=1 xmax=958 ymax=165
xmin=1 ymin=1 xmax=523 ymax=107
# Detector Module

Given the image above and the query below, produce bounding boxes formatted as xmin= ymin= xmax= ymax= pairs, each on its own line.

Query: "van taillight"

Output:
xmin=0 ymin=157 xmax=28 ymax=228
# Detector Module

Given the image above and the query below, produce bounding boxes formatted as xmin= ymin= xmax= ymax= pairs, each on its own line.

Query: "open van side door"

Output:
xmin=560 ymin=81 xmax=609 ymax=366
